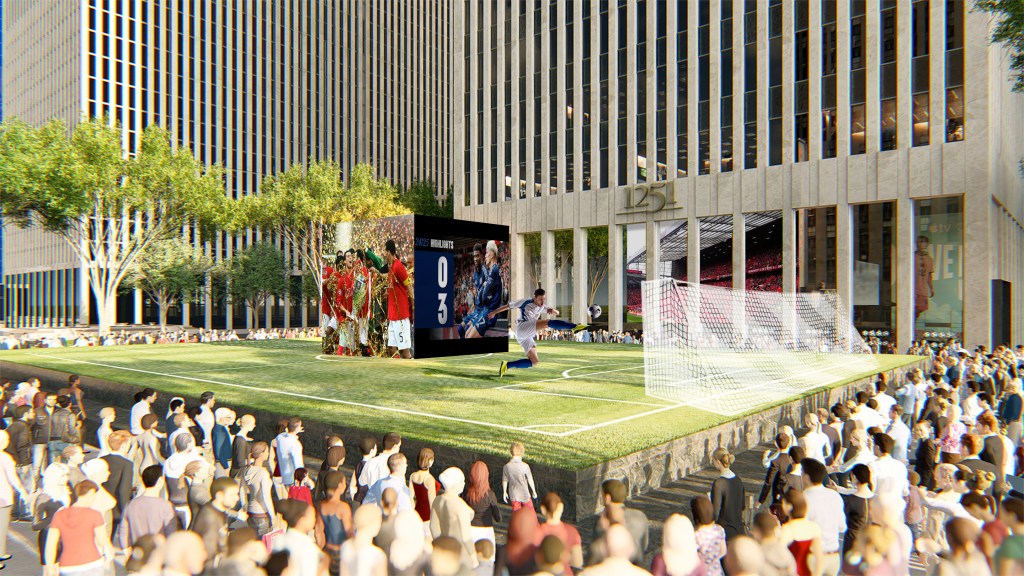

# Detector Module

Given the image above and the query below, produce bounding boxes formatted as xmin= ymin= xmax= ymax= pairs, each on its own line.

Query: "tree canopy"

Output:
xmin=225 ymin=241 xmax=288 ymax=329
xmin=0 ymin=117 xmax=230 ymax=333
xmin=124 ymin=237 xmax=213 ymax=328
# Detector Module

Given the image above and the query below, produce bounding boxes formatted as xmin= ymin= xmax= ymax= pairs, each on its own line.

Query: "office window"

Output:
xmin=880 ymin=0 xmax=897 ymax=150
xmin=850 ymin=1 xmax=866 ymax=155
xmin=912 ymin=0 xmax=930 ymax=146
xmin=743 ymin=0 xmax=757 ymax=168
xmin=768 ymin=0 xmax=782 ymax=165
xmin=720 ymin=1 xmax=733 ymax=172
xmin=698 ymin=0 xmax=710 ymax=174
xmin=794 ymin=1 xmax=809 ymax=162
xmin=676 ymin=0 xmax=688 ymax=177
xmin=822 ymin=0 xmax=838 ymax=158
xmin=945 ymin=0 xmax=964 ymax=141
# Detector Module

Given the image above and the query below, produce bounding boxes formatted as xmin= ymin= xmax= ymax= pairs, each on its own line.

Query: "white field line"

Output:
xmin=556 ymin=356 xmax=877 ymax=437
xmin=495 ymin=363 xmax=649 ymax=389
xmin=499 ymin=387 xmax=671 ymax=407
xmin=560 ymin=363 xmax=638 ymax=378
xmin=23 ymin=353 xmax=567 ymax=437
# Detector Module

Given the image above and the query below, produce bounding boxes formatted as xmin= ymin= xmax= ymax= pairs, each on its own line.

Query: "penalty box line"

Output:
xmin=551 ymin=355 xmax=880 ymax=437
xmin=22 ymin=353 xmax=577 ymax=437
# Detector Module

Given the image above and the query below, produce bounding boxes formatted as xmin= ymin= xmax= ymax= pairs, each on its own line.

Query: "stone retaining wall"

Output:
xmin=1 ymin=357 xmax=927 ymax=521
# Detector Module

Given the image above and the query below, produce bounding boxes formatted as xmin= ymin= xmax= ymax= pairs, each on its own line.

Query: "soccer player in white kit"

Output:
xmin=488 ymin=288 xmax=587 ymax=377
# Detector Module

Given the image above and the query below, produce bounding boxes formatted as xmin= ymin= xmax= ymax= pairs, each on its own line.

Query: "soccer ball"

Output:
xmin=588 ymin=304 xmax=602 ymax=320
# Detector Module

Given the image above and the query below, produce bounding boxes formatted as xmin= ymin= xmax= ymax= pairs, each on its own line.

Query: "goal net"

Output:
xmin=641 ymin=279 xmax=878 ymax=416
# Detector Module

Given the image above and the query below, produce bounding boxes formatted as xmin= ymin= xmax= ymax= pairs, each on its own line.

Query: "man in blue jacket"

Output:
xmin=211 ymin=408 xmax=236 ymax=478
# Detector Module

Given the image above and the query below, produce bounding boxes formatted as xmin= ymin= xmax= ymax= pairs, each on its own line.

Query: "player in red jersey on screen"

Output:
xmin=334 ymin=250 xmax=356 ymax=355
xmin=320 ymin=254 xmax=342 ymax=354
xmin=384 ymin=239 xmax=413 ymax=358
xmin=352 ymin=249 xmax=373 ymax=356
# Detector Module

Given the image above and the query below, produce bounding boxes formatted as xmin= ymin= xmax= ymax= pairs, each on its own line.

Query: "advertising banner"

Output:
xmin=914 ymin=198 xmax=964 ymax=340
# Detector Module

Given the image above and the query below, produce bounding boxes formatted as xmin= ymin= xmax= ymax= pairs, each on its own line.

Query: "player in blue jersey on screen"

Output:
xmin=489 ymin=287 xmax=587 ymax=377
xmin=459 ymin=241 xmax=504 ymax=339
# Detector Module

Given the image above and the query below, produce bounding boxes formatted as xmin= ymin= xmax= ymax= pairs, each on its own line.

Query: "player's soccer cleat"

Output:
xmin=572 ymin=324 xmax=589 ymax=334
xmin=499 ymin=361 xmax=508 ymax=378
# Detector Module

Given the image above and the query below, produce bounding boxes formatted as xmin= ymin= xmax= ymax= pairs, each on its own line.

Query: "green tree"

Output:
xmin=0 ymin=117 xmax=229 ymax=334
xmin=520 ymin=228 xmax=608 ymax=304
xmin=977 ymin=0 xmax=1024 ymax=91
xmin=586 ymin=227 xmax=610 ymax=305
xmin=238 ymin=161 xmax=408 ymax=302
xmin=225 ymin=242 xmax=288 ymax=329
xmin=124 ymin=237 xmax=213 ymax=329
xmin=977 ymin=0 xmax=1024 ymax=172
xmin=400 ymin=179 xmax=453 ymax=218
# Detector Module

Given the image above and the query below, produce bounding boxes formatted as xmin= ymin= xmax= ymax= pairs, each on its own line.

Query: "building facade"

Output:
xmin=2 ymin=0 xmax=451 ymax=330
xmin=454 ymin=0 xmax=1024 ymax=351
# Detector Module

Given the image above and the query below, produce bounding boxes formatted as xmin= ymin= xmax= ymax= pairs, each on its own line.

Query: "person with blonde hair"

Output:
xmin=387 ymin=509 xmax=432 ymax=575
xmin=81 ymin=458 xmax=118 ymax=537
xmin=710 ymin=447 xmax=745 ymax=539
xmin=651 ymin=514 xmax=705 ymax=576
xmin=502 ymin=441 xmax=538 ymax=512
xmin=96 ymin=407 xmax=115 ymax=456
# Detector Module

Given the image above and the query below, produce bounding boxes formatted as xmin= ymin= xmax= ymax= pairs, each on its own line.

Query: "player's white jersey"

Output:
xmin=510 ymin=298 xmax=546 ymax=325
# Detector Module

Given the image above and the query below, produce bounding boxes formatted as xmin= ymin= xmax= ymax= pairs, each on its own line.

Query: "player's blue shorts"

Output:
xmin=463 ymin=308 xmax=495 ymax=336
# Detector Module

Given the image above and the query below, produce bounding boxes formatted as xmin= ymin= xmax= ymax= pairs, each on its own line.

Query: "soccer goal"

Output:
xmin=641 ymin=279 xmax=878 ymax=416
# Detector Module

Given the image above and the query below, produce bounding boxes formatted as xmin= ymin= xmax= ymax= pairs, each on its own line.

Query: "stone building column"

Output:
xmin=609 ymin=224 xmax=624 ymax=332
xmin=542 ymin=230 xmax=557 ymax=312
xmin=573 ymin=227 xmax=589 ymax=324
xmin=895 ymin=196 xmax=915 ymax=351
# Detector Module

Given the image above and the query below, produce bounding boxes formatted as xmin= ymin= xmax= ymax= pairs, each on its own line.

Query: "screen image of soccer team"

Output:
xmin=319 ymin=215 xmax=517 ymax=360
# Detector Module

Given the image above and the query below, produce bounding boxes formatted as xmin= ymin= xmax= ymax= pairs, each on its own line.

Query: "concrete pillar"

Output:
xmin=512 ymin=231 xmax=529 ymax=299
xmin=964 ymin=196 xmax=991 ymax=349
xmin=782 ymin=208 xmax=797 ymax=294
xmin=573 ymin=227 xmax=589 ymax=324
xmin=835 ymin=203 xmax=854 ymax=335
xmin=608 ymin=224 xmax=624 ymax=332
xmin=182 ymin=294 xmax=190 ymax=328
xmin=732 ymin=212 xmax=746 ymax=290
xmin=645 ymin=220 xmax=660 ymax=281
xmin=687 ymin=215 xmax=700 ymax=283
xmin=895 ymin=196 xmax=915 ymax=351
xmin=541 ymin=230 xmax=557 ymax=312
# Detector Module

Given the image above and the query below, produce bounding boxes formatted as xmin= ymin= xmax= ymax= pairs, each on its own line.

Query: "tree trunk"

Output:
xmin=159 ymin=305 xmax=168 ymax=331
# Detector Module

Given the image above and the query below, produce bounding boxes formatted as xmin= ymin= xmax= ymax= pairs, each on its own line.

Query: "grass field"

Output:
xmin=0 ymin=340 xmax=920 ymax=469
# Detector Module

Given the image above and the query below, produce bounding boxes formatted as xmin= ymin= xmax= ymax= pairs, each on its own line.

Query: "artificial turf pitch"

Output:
xmin=0 ymin=340 xmax=920 ymax=469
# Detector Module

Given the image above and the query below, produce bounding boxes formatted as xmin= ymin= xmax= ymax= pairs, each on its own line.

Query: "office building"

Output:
xmin=2 ymin=0 xmax=451 ymax=329
xmin=454 ymin=0 xmax=1024 ymax=350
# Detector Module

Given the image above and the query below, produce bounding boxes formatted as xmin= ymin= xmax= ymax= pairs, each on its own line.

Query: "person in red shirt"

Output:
xmin=352 ymin=250 xmax=373 ymax=356
xmin=384 ymin=239 xmax=412 ymax=359
xmin=321 ymin=258 xmax=340 ymax=354
xmin=44 ymin=480 xmax=115 ymax=576
xmin=334 ymin=251 xmax=356 ymax=356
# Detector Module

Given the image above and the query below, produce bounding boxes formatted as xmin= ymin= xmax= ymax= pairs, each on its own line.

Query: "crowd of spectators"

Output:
xmin=1 ymin=339 xmax=1024 ymax=575
xmin=0 ymin=327 xmax=323 ymax=350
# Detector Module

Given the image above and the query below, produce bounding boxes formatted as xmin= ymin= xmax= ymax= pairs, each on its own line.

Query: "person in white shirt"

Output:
xmin=129 ymin=388 xmax=157 ymax=435
xmin=884 ymin=406 xmax=912 ymax=464
xmin=275 ymin=418 xmax=305 ymax=487
xmin=799 ymin=459 xmax=846 ymax=576
xmin=872 ymin=376 xmax=897 ymax=416
xmin=358 ymin=432 xmax=402 ymax=492
xmin=868 ymin=433 xmax=909 ymax=515
xmin=799 ymin=414 xmax=831 ymax=465
xmin=97 ymin=407 xmax=116 ymax=456
xmin=195 ymin=391 xmax=216 ymax=446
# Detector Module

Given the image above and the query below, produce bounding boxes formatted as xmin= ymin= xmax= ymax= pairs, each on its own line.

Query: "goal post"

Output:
xmin=641 ymin=279 xmax=877 ymax=416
